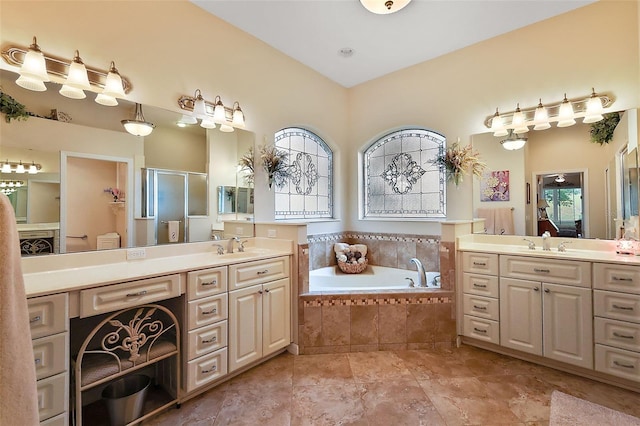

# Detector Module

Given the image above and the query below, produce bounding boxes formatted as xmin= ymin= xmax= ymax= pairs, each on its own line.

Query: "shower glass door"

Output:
xmin=156 ymin=171 xmax=186 ymax=244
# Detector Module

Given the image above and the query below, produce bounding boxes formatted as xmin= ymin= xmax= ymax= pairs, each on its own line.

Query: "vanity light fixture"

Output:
xmin=484 ymin=89 xmax=614 ymax=133
xmin=121 ymin=103 xmax=155 ymax=136
xmin=360 ymin=0 xmax=411 ymax=14
xmin=0 ymin=180 xmax=24 ymax=188
xmin=1 ymin=37 xmax=132 ymax=105
xmin=0 ymin=160 xmax=41 ymax=174
xmin=500 ymin=129 xmax=527 ymax=151
xmin=177 ymin=91 xmax=247 ymax=132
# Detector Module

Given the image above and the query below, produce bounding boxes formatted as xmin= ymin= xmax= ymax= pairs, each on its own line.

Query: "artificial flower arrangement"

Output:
xmin=237 ymin=146 xmax=255 ymax=186
xmin=104 ymin=187 xmax=123 ymax=202
xmin=431 ymin=139 xmax=486 ymax=186
xmin=259 ymin=144 xmax=291 ymax=189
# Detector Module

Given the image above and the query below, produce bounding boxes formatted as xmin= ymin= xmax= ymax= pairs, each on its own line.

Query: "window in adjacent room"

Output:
xmin=274 ymin=127 xmax=333 ymax=219
xmin=362 ymin=128 xmax=446 ymax=219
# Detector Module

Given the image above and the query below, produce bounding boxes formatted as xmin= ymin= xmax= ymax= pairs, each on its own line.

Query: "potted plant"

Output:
xmin=0 ymin=89 xmax=30 ymax=123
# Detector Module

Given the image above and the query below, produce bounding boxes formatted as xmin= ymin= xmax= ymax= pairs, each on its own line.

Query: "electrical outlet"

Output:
xmin=127 ymin=248 xmax=146 ymax=260
xmin=267 ymin=229 xmax=277 ymax=238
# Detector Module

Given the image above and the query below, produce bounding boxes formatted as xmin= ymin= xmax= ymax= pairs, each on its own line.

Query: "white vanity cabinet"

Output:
xmin=28 ymin=293 xmax=69 ymax=425
xmin=461 ymin=252 xmax=500 ymax=344
xmin=228 ymin=257 xmax=291 ymax=372
xmin=594 ymin=263 xmax=640 ymax=382
xmin=499 ymin=256 xmax=593 ymax=369
xmin=184 ymin=266 xmax=229 ymax=393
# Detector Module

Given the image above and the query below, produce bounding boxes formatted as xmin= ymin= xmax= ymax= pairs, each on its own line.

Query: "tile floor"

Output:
xmin=146 ymin=345 xmax=640 ymax=425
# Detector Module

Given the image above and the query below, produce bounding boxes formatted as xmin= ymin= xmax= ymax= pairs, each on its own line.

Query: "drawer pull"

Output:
xmin=534 ymin=268 xmax=550 ymax=273
xmin=202 ymin=308 xmax=218 ymax=315
xmin=613 ymin=304 xmax=634 ymax=311
xmin=472 ymin=261 xmax=487 ymax=266
xmin=473 ymin=305 xmax=487 ymax=310
xmin=126 ymin=290 xmax=148 ymax=297
xmin=614 ymin=360 xmax=635 ymax=369
xmin=613 ymin=276 xmax=634 ymax=282
xmin=473 ymin=327 xmax=487 ymax=334
xmin=544 ymin=288 xmax=550 ymax=294
xmin=264 ymin=288 xmax=270 ymax=293
xmin=29 ymin=315 xmax=41 ymax=323
xmin=473 ymin=283 xmax=487 ymax=288
xmin=533 ymin=287 xmax=540 ymax=292
xmin=613 ymin=332 xmax=635 ymax=340
xmin=256 ymin=269 xmax=269 ymax=275
xmin=202 ymin=280 xmax=217 ymax=286
xmin=202 ymin=336 xmax=218 ymax=344
xmin=34 ymin=358 xmax=41 ymax=365
xmin=201 ymin=365 xmax=217 ymax=374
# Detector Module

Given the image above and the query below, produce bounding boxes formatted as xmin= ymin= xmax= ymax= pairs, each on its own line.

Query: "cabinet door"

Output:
xmin=263 ymin=278 xmax=291 ymax=356
xmin=543 ymin=283 xmax=593 ymax=369
xmin=229 ymin=285 xmax=262 ymax=372
xmin=500 ymin=278 xmax=542 ymax=355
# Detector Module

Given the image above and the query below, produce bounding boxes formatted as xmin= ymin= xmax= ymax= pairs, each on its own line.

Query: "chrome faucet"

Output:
xmin=558 ymin=241 xmax=572 ymax=252
xmin=212 ymin=243 xmax=224 ymax=255
xmin=523 ymin=238 xmax=536 ymax=250
xmin=227 ymin=236 xmax=240 ymax=253
xmin=410 ymin=258 xmax=427 ymax=287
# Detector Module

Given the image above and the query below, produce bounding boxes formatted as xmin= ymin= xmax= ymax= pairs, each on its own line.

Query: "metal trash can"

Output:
xmin=102 ymin=374 xmax=151 ymax=426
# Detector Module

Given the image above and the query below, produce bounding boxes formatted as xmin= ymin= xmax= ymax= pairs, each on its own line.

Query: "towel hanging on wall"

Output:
xmin=167 ymin=220 xmax=180 ymax=243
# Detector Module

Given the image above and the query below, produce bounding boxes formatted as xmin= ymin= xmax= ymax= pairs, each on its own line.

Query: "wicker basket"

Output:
xmin=337 ymin=259 xmax=368 ymax=274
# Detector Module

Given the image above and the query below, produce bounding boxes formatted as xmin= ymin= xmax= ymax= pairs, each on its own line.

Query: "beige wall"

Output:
xmin=1 ymin=0 xmax=638 ymax=237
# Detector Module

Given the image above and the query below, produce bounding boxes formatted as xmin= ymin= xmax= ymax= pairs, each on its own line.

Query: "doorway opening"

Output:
xmin=536 ymin=171 xmax=586 ymax=238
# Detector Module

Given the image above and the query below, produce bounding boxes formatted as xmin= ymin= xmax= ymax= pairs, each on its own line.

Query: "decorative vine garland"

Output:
xmin=590 ymin=112 xmax=621 ymax=145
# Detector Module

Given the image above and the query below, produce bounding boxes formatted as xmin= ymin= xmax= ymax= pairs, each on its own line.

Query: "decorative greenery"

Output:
xmin=590 ymin=112 xmax=621 ymax=145
xmin=237 ymin=146 xmax=255 ymax=186
xmin=430 ymin=140 xmax=486 ymax=186
xmin=0 ymin=89 xmax=30 ymax=123
xmin=259 ymin=144 xmax=291 ymax=189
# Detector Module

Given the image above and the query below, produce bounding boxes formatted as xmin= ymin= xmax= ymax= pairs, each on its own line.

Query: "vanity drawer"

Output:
xmin=500 ymin=255 xmax=591 ymax=287
xmin=187 ymin=320 xmax=228 ymax=360
xmin=188 ymin=266 xmax=228 ymax=300
xmin=461 ymin=252 xmax=499 ymax=275
xmin=463 ymin=294 xmax=499 ymax=320
xmin=79 ymin=274 xmax=180 ymax=318
xmin=28 ymin=293 xmax=68 ymax=339
xmin=594 ymin=290 xmax=640 ymax=324
xmin=462 ymin=273 xmax=499 ymax=298
xmin=32 ymin=333 xmax=67 ymax=380
xmin=595 ymin=317 xmax=640 ymax=352
xmin=186 ymin=347 xmax=228 ymax=393
xmin=595 ymin=344 xmax=640 ymax=382
xmin=188 ymin=293 xmax=228 ymax=330
xmin=36 ymin=373 xmax=67 ymax=422
xmin=463 ymin=315 xmax=499 ymax=344
xmin=594 ymin=263 xmax=640 ymax=294
xmin=229 ymin=256 xmax=290 ymax=290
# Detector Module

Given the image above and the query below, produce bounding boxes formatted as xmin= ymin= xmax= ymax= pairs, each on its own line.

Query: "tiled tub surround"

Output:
xmin=298 ymin=232 xmax=454 ymax=354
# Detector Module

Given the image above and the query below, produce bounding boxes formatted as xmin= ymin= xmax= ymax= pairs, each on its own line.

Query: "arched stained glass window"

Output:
xmin=363 ymin=128 xmax=446 ymax=218
xmin=274 ymin=127 xmax=333 ymax=219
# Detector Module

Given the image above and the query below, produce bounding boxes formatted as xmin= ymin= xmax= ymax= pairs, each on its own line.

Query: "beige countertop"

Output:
xmin=22 ymin=238 xmax=293 ymax=297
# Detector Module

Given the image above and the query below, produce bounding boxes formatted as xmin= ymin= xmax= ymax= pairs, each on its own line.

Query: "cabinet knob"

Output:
xmin=258 ymin=290 xmax=263 ymax=294
xmin=544 ymin=288 xmax=550 ymax=293
xmin=264 ymin=288 xmax=270 ymax=293
xmin=533 ymin=287 xmax=539 ymax=292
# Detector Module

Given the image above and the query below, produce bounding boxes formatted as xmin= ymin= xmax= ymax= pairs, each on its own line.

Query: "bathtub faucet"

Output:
xmin=409 ymin=258 xmax=427 ymax=287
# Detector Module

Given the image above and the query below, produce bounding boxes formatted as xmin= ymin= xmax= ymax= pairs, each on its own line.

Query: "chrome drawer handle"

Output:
xmin=202 ymin=308 xmax=217 ymax=315
xmin=34 ymin=358 xmax=41 ymax=365
xmin=126 ymin=290 xmax=147 ymax=297
xmin=30 ymin=315 xmax=41 ymax=323
xmin=201 ymin=365 xmax=217 ymax=374
xmin=614 ymin=360 xmax=635 ymax=369
xmin=613 ymin=332 xmax=635 ymax=340
xmin=613 ymin=304 xmax=634 ymax=311
xmin=534 ymin=268 xmax=550 ymax=273
xmin=202 ymin=336 xmax=217 ymax=344
xmin=473 ymin=261 xmax=486 ymax=266
xmin=613 ymin=276 xmax=633 ymax=282
xmin=202 ymin=280 xmax=217 ymax=286
xmin=473 ymin=305 xmax=487 ymax=310
xmin=473 ymin=283 xmax=487 ymax=288
xmin=473 ymin=327 xmax=487 ymax=334
xmin=256 ymin=270 xmax=269 ymax=275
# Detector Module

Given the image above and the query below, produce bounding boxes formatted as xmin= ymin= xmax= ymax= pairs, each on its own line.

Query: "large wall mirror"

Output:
xmin=472 ymin=108 xmax=638 ymax=240
xmin=0 ymin=69 xmax=255 ymax=255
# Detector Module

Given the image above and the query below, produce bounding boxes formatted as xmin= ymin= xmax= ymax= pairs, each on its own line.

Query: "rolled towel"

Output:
xmin=351 ymin=244 xmax=367 ymax=257
xmin=337 ymin=254 xmax=347 ymax=262
xmin=334 ymin=242 xmax=350 ymax=253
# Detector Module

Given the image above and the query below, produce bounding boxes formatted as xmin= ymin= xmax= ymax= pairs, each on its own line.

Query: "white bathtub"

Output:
xmin=309 ymin=265 xmax=440 ymax=292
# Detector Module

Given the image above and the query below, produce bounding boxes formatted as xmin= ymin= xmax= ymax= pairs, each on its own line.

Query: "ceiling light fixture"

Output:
xmin=121 ymin=103 xmax=155 ymax=136
xmin=484 ymin=89 xmax=614 ymax=133
xmin=555 ymin=174 xmax=566 ymax=183
xmin=500 ymin=129 xmax=527 ymax=151
xmin=177 ymin=92 xmax=247 ymax=132
xmin=360 ymin=0 xmax=411 ymax=14
xmin=1 ymin=37 xmax=131 ymax=105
